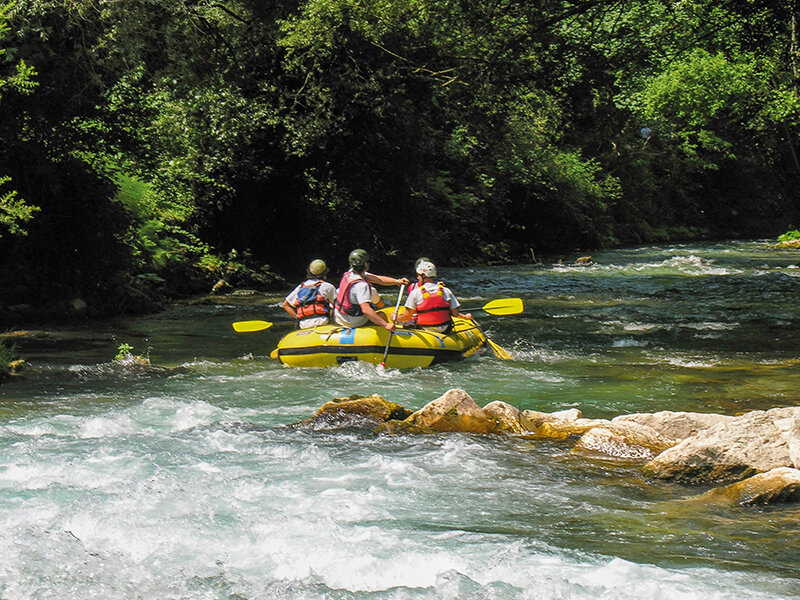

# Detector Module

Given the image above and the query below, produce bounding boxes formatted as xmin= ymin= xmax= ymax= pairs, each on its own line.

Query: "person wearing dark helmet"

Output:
xmin=333 ymin=249 xmax=408 ymax=330
xmin=282 ymin=259 xmax=336 ymax=329
xmin=395 ymin=260 xmax=472 ymax=333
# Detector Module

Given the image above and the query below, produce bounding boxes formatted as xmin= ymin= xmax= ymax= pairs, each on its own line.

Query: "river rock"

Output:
xmin=612 ymin=410 xmax=733 ymax=441
xmin=400 ymin=389 xmax=496 ymax=434
xmin=298 ymin=394 xmax=412 ymax=429
xmin=521 ymin=406 xmax=610 ymax=439
xmin=483 ymin=401 xmax=524 ymax=433
xmin=699 ymin=467 xmax=800 ymax=506
xmin=573 ymin=422 xmax=678 ymax=460
xmin=644 ymin=407 xmax=800 ymax=484
xmin=520 ymin=408 xmax=585 ymax=435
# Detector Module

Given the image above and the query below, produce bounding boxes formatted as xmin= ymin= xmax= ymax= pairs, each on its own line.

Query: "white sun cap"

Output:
xmin=308 ymin=259 xmax=327 ymax=275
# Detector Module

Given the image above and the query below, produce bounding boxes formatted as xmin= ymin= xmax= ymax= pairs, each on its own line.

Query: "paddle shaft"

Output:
xmin=233 ymin=297 xmax=521 ymax=334
xmin=380 ymin=284 xmax=406 ymax=367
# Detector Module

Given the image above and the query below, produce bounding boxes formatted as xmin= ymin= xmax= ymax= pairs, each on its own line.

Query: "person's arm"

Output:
xmin=394 ymin=307 xmax=413 ymax=322
xmin=368 ymin=285 xmax=386 ymax=309
xmin=282 ymin=299 xmax=298 ymax=320
xmin=323 ymin=284 xmax=336 ymax=313
xmin=394 ymin=291 xmax=417 ymax=322
xmin=361 ymin=302 xmax=395 ymax=331
xmin=451 ymin=307 xmax=473 ymax=321
xmin=365 ymin=273 xmax=409 ymax=287
xmin=447 ymin=289 xmax=472 ymax=320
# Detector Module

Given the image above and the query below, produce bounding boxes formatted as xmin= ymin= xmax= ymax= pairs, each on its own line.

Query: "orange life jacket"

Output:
xmin=415 ymin=283 xmax=452 ymax=327
xmin=295 ymin=281 xmax=330 ymax=321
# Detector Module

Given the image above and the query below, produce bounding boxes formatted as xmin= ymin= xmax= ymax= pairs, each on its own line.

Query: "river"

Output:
xmin=1 ymin=240 xmax=799 ymax=599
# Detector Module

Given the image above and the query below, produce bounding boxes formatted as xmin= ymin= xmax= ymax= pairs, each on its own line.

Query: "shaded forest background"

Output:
xmin=1 ymin=0 xmax=799 ymax=318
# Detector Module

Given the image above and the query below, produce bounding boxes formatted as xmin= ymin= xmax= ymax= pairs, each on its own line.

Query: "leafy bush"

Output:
xmin=778 ymin=230 xmax=800 ymax=242
xmin=0 ymin=339 xmax=19 ymax=379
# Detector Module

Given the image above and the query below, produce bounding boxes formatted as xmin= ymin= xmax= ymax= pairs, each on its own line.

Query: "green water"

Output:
xmin=1 ymin=240 xmax=799 ymax=599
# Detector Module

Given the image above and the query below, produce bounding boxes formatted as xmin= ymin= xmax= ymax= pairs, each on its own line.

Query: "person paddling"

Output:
xmin=395 ymin=260 xmax=472 ymax=333
xmin=333 ymin=249 xmax=407 ymax=330
xmin=282 ymin=259 xmax=336 ymax=329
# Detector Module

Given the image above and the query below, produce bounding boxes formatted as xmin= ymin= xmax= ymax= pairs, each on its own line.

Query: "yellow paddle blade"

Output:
xmin=487 ymin=338 xmax=513 ymax=360
xmin=232 ymin=320 xmax=274 ymax=333
xmin=481 ymin=298 xmax=523 ymax=316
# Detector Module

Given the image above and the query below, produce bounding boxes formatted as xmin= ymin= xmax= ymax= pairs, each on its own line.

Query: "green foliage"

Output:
xmin=0 ymin=176 xmax=39 ymax=237
xmin=2 ymin=0 xmax=800 ymax=317
xmin=114 ymin=343 xmax=134 ymax=361
xmin=0 ymin=338 xmax=21 ymax=381
xmin=0 ymin=2 xmax=38 ymax=100
xmin=0 ymin=3 xmax=39 ymax=239
xmin=778 ymin=230 xmax=800 ymax=242
xmin=635 ymin=49 xmax=791 ymax=164
xmin=114 ymin=342 xmax=150 ymax=365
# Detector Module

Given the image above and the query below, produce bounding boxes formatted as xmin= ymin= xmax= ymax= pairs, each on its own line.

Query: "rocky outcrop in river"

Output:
xmin=298 ymin=388 xmax=800 ymax=506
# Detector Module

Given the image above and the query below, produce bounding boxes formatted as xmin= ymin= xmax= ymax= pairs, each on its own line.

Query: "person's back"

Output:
xmin=333 ymin=249 xmax=397 ymax=331
xmin=333 ymin=269 xmax=373 ymax=328
xmin=283 ymin=260 xmax=336 ymax=329
xmin=398 ymin=261 xmax=472 ymax=333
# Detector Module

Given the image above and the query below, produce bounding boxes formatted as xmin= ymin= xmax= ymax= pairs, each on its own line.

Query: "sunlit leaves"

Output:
xmin=0 ymin=176 xmax=39 ymax=237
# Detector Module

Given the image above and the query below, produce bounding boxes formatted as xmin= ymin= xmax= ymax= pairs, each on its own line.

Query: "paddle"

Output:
xmin=455 ymin=322 xmax=514 ymax=360
xmin=232 ymin=320 xmax=275 ymax=333
xmin=459 ymin=298 xmax=522 ymax=360
xmin=380 ymin=284 xmax=406 ymax=368
xmin=486 ymin=338 xmax=513 ymax=360
xmin=462 ymin=297 xmax=523 ymax=316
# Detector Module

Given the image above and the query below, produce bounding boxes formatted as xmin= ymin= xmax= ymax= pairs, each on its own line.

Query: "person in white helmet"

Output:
xmin=394 ymin=260 xmax=472 ymax=333
xmin=282 ymin=259 xmax=336 ymax=329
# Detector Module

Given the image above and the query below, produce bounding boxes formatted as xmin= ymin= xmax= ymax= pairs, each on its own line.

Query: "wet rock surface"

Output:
xmin=304 ymin=389 xmax=800 ymax=506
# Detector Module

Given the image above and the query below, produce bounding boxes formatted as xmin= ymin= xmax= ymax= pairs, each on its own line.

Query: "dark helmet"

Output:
xmin=348 ymin=249 xmax=370 ymax=268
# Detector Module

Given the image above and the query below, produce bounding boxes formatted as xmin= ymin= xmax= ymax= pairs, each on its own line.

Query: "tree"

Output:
xmin=0 ymin=1 xmax=39 ymax=239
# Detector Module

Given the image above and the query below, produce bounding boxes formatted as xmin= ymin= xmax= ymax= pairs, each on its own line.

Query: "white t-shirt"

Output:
xmin=405 ymin=282 xmax=459 ymax=331
xmin=405 ymin=282 xmax=459 ymax=310
xmin=334 ymin=271 xmax=381 ymax=328
xmin=285 ymin=279 xmax=336 ymax=329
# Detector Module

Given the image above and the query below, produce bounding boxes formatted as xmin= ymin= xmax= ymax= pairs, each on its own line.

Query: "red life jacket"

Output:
xmin=415 ymin=283 xmax=452 ymax=327
xmin=334 ymin=272 xmax=365 ymax=317
xmin=295 ymin=280 xmax=330 ymax=321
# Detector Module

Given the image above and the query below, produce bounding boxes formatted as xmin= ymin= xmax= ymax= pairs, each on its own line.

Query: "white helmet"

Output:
xmin=416 ymin=260 xmax=437 ymax=278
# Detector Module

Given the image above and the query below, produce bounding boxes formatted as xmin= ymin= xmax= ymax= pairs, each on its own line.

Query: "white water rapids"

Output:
xmin=2 ymin=240 xmax=800 ymax=599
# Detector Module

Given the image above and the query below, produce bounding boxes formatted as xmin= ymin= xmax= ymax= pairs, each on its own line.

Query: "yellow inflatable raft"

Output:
xmin=269 ymin=313 xmax=487 ymax=369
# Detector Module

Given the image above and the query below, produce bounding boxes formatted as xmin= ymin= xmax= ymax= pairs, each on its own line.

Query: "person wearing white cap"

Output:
xmin=395 ymin=260 xmax=472 ymax=333
xmin=282 ymin=259 xmax=336 ymax=329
